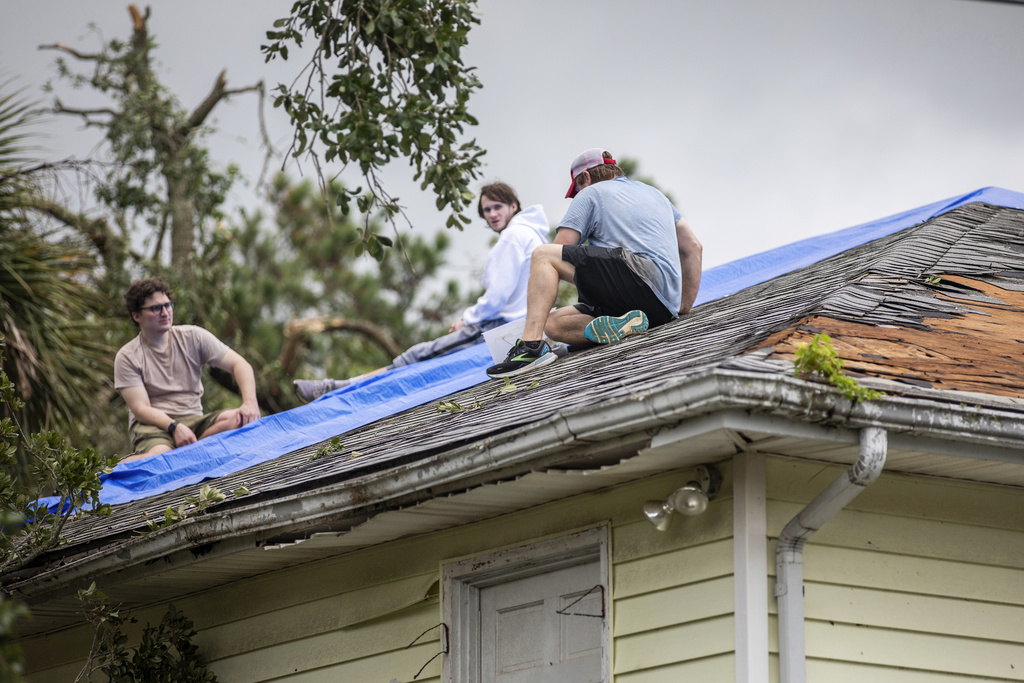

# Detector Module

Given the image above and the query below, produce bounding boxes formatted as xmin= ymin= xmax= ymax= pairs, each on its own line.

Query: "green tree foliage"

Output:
xmin=177 ymin=174 xmax=468 ymax=412
xmin=33 ymin=9 xmax=470 ymax=424
xmin=0 ymin=344 xmax=115 ymax=576
xmin=0 ymin=83 xmax=117 ymax=459
xmin=42 ymin=4 xmax=264 ymax=270
xmin=76 ymin=585 xmax=216 ymax=683
xmin=264 ymin=0 xmax=485 ymax=253
xmin=0 ymin=228 xmax=113 ymax=443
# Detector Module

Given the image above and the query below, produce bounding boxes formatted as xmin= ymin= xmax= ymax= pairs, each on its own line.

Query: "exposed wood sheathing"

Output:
xmin=759 ymin=274 xmax=1024 ymax=397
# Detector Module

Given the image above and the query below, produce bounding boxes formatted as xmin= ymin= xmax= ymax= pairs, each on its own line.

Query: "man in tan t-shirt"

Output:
xmin=114 ymin=278 xmax=261 ymax=462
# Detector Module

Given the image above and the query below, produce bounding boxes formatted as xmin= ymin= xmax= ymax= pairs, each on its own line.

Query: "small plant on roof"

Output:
xmin=184 ymin=485 xmax=227 ymax=514
xmin=436 ymin=399 xmax=483 ymax=414
xmin=144 ymin=485 xmax=227 ymax=532
xmin=793 ymin=333 xmax=882 ymax=403
xmin=309 ymin=437 xmax=343 ymax=461
xmin=496 ymin=377 xmax=539 ymax=395
xmin=434 ymin=378 xmax=540 ymax=416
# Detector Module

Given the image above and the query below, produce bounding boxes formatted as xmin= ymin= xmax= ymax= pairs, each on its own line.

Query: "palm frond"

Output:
xmin=0 ymin=80 xmax=115 ymax=454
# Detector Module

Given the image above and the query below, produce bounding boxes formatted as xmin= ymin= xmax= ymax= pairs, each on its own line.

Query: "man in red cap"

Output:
xmin=486 ymin=148 xmax=701 ymax=378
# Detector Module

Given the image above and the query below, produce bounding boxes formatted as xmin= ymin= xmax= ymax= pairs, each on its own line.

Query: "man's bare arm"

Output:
xmin=214 ymin=349 xmax=261 ymax=425
xmin=676 ymin=216 xmax=703 ymax=315
xmin=118 ymin=384 xmax=198 ymax=446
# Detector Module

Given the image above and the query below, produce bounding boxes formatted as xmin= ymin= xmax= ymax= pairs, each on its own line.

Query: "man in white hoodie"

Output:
xmin=294 ymin=182 xmax=548 ymax=401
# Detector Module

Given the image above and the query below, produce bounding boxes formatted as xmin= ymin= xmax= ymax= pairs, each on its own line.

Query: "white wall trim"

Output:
xmin=734 ymin=452 xmax=769 ymax=683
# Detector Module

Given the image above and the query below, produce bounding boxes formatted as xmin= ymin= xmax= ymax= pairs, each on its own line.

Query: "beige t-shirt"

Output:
xmin=114 ymin=325 xmax=231 ymax=428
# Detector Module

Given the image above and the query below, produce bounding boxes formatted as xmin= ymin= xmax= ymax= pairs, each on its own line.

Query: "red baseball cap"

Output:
xmin=565 ymin=148 xmax=617 ymax=198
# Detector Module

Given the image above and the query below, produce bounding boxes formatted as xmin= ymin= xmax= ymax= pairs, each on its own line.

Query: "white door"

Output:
xmin=479 ymin=560 xmax=604 ymax=683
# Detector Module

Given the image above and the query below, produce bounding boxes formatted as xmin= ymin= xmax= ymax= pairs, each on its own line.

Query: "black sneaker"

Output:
xmin=486 ymin=339 xmax=558 ymax=379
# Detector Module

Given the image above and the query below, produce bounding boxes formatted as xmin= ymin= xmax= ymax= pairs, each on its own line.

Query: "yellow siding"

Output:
xmin=22 ymin=451 xmax=1022 ymax=682
xmin=615 ymin=574 xmax=733 ymax=635
xmin=615 ymin=614 xmax=735 ymax=673
xmin=804 ymin=658 xmax=1020 ymax=683
xmin=20 ymin=466 xmax=736 ymax=682
xmin=615 ymin=652 xmax=735 ymax=682
xmin=766 ymin=456 xmax=1024 ymax=682
xmin=610 ymin=465 xmax=736 ymax=678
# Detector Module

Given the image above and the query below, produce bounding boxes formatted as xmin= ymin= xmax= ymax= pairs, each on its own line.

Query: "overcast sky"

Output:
xmin=4 ymin=0 xmax=1024 ymax=280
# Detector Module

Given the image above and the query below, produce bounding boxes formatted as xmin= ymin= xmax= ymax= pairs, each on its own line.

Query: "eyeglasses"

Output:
xmin=142 ymin=301 xmax=175 ymax=314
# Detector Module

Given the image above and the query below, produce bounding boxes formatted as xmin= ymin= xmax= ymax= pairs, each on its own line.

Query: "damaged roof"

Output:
xmin=10 ymin=197 xmax=1024 ymax=622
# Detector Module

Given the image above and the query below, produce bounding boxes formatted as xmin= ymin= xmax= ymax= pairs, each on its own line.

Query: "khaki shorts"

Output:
xmin=129 ymin=411 xmax=224 ymax=455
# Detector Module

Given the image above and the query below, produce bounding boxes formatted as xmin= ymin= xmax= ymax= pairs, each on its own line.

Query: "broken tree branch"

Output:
xmin=280 ymin=316 xmax=403 ymax=376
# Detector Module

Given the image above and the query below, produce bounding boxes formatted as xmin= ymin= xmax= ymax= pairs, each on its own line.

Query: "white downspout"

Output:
xmin=775 ymin=426 xmax=887 ymax=683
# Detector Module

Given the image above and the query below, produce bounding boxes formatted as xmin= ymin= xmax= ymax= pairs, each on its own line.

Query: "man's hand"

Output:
xmin=237 ymin=400 xmax=261 ymax=425
xmin=449 ymin=318 xmax=467 ymax=334
xmin=217 ymin=401 xmax=261 ymax=431
xmin=173 ymin=422 xmax=199 ymax=447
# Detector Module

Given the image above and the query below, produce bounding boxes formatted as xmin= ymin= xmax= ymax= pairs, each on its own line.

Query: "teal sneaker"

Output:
xmin=486 ymin=339 xmax=557 ymax=379
xmin=584 ymin=310 xmax=649 ymax=344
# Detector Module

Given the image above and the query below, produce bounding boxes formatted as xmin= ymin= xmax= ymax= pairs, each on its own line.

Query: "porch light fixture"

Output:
xmin=643 ymin=464 xmax=723 ymax=531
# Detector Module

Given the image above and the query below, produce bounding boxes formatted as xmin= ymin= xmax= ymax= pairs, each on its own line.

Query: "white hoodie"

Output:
xmin=462 ymin=204 xmax=549 ymax=325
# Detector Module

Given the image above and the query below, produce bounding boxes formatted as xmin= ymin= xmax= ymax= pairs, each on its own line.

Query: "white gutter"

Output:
xmin=775 ymin=426 xmax=887 ymax=683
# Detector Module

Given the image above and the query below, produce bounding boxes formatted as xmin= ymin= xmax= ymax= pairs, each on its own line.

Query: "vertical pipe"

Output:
xmin=775 ymin=427 xmax=887 ymax=683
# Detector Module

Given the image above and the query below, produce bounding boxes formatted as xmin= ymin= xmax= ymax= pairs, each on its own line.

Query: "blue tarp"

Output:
xmin=695 ymin=186 xmax=1024 ymax=306
xmin=44 ymin=186 xmax=1024 ymax=511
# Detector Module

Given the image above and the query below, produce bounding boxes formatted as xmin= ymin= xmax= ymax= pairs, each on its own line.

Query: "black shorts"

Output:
xmin=561 ymin=245 xmax=675 ymax=327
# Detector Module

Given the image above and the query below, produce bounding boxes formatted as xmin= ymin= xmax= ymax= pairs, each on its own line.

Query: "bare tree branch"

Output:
xmin=37 ymin=42 xmax=102 ymax=61
xmin=53 ymin=100 xmax=117 ymax=119
xmin=20 ymin=197 xmax=145 ymax=265
xmin=0 ymin=157 xmax=98 ymax=181
xmin=185 ymin=70 xmax=265 ymax=133
xmin=186 ymin=69 xmax=228 ymax=130
xmin=128 ymin=3 xmax=148 ymax=32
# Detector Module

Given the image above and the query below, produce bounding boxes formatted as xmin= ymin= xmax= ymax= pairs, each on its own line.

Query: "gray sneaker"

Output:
xmin=293 ymin=378 xmax=349 ymax=403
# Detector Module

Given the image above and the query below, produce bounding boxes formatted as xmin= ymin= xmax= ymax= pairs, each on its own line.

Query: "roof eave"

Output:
xmin=10 ymin=366 xmax=1024 ymax=602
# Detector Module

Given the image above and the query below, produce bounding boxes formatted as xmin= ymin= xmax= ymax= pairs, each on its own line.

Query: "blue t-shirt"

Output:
xmin=559 ymin=176 xmax=683 ymax=316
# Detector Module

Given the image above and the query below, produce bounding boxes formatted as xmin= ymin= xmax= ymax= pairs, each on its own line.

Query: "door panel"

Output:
xmin=480 ymin=561 xmax=603 ymax=683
